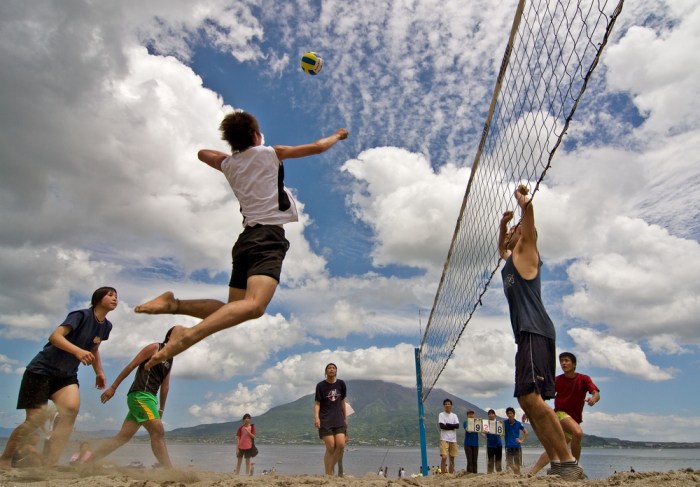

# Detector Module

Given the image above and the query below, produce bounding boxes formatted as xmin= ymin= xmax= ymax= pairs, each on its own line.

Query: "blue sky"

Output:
xmin=0 ymin=0 xmax=699 ymax=443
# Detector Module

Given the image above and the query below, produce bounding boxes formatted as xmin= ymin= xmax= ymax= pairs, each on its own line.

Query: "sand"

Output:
xmin=1 ymin=466 xmax=698 ymax=487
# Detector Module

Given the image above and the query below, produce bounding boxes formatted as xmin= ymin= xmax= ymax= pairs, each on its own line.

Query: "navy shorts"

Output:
xmin=513 ymin=332 xmax=556 ymax=399
xmin=17 ymin=370 xmax=79 ymax=409
xmin=229 ymin=225 xmax=290 ymax=289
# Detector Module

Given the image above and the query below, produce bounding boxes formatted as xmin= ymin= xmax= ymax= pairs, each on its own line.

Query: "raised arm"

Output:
xmin=511 ymin=184 xmax=540 ymax=279
xmin=498 ymin=210 xmax=514 ymax=259
xmin=274 ymin=128 xmax=348 ymax=161
xmin=100 ymin=343 xmax=159 ymax=403
xmin=197 ymin=149 xmax=229 ymax=171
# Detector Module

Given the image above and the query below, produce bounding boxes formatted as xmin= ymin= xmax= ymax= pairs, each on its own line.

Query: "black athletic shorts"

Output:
xmin=318 ymin=426 xmax=345 ymax=439
xmin=17 ymin=370 xmax=79 ymax=409
xmin=229 ymin=225 xmax=290 ymax=289
xmin=513 ymin=332 xmax=556 ymax=399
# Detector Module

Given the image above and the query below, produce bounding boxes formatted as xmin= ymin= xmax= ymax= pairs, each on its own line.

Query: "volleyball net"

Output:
xmin=418 ymin=0 xmax=624 ymax=402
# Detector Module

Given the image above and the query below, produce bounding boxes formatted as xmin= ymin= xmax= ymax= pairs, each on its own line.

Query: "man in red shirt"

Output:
xmin=528 ymin=352 xmax=600 ymax=475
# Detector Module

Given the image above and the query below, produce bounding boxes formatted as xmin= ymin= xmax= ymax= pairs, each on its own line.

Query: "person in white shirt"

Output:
xmin=438 ymin=398 xmax=460 ymax=473
xmin=135 ymin=111 xmax=348 ymax=369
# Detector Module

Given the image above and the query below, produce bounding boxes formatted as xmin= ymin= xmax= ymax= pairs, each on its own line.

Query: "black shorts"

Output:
xmin=17 ymin=370 xmax=79 ymax=409
xmin=318 ymin=426 xmax=345 ymax=439
xmin=513 ymin=332 xmax=556 ymax=399
xmin=237 ymin=448 xmax=254 ymax=459
xmin=229 ymin=225 xmax=290 ymax=289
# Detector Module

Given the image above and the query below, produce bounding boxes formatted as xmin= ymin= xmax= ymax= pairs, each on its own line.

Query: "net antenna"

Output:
xmin=418 ymin=0 xmax=624 ymax=402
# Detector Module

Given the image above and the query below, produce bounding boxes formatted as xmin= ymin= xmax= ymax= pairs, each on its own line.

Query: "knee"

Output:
xmin=570 ymin=426 xmax=583 ymax=442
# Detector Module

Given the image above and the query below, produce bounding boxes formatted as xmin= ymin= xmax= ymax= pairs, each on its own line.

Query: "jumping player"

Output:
xmin=135 ymin=112 xmax=348 ymax=369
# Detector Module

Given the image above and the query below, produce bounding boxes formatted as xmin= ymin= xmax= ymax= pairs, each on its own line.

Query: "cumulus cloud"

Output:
xmin=567 ymin=328 xmax=674 ymax=381
xmin=342 ymin=147 xmax=469 ymax=271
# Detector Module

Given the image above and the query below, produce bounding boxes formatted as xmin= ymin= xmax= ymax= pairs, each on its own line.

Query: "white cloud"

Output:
xmin=342 ymin=147 xmax=469 ymax=271
xmin=567 ymin=328 xmax=674 ymax=381
xmin=585 ymin=411 xmax=700 ymax=443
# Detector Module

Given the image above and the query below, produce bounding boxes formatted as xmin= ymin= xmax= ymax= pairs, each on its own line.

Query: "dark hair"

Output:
xmin=559 ymin=352 xmax=577 ymax=365
xmin=91 ymin=287 xmax=117 ymax=307
xmin=443 ymin=398 xmax=452 ymax=406
xmin=506 ymin=407 xmax=515 ymax=414
xmin=242 ymin=413 xmax=251 ymax=420
xmin=325 ymin=363 xmax=337 ymax=375
xmin=219 ymin=111 xmax=260 ymax=152
xmin=164 ymin=326 xmax=175 ymax=344
xmin=487 ymin=409 xmax=496 ymax=415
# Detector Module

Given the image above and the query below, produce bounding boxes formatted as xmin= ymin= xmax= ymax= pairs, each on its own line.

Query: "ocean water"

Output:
xmin=21 ymin=441 xmax=697 ymax=480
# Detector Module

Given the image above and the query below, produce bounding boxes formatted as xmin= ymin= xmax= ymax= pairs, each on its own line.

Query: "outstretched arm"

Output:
xmin=100 ymin=343 xmax=159 ymax=403
xmin=198 ymin=149 xmax=229 ymax=171
xmin=274 ymin=128 xmax=348 ymax=161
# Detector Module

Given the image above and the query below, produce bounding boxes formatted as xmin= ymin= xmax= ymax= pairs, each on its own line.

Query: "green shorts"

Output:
xmin=125 ymin=391 xmax=160 ymax=423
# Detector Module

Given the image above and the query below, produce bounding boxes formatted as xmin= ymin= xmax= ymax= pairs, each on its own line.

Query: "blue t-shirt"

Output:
xmin=26 ymin=309 xmax=112 ymax=378
xmin=503 ymin=419 xmax=525 ymax=449
xmin=463 ymin=421 xmax=479 ymax=447
xmin=486 ymin=431 xmax=502 ymax=448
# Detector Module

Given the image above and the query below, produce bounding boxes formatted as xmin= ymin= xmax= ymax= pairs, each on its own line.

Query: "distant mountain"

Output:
xmin=167 ymin=380 xmax=700 ymax=449
xmin=169 ymin=379 xmax=492 ymax=446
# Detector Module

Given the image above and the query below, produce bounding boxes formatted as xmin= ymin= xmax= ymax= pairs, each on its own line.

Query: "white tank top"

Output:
xmin=220 ymin=145 xmax=299 ymax=227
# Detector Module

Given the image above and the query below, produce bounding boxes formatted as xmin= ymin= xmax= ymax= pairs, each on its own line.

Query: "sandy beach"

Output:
xmin=1 ymin=466 xmax=698 ymax=487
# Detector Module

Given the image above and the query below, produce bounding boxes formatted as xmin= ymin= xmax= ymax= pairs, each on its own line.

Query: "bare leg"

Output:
xmin=245 ymin=457 xmax=251 ymax=475
xmin=330 ymin=433 xmax=345 ymax=474
xmin=518 ymin=392 xmax=574 ymax=463
xmin=46 ymin=385 xmax=81 ymax=466
xmin=449 ymin=454 xmax=455 ymax=473
xmin=235 ymin=451 xmax=242 ymax=474
xmin=142 ymin=419 xmax=171 ymax=468
xmin=322 ymin=434 xmax=344 ymax=476
xmin=145 ymin=277 xmax=277 ymax=369
xmin=440 ymin=452 xmax=446 ymax=474
xmin=561 ymin=417 xmax=583 ymax=460
xmin=529 ymin=450 xmax=551 ymax=475
xmin=134 ymin=291 xmax=227 ymax=319
xmin=0 ymin=407 xmax=49 ymax=468
xmin=88 ymin=420 xmax=140 ymax=463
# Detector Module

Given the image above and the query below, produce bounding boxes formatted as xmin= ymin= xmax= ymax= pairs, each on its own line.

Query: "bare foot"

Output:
xmin=135 ymin=292 xmax=178 ymax=314
xmin=145 ymin=325 xmax=192 ymax=369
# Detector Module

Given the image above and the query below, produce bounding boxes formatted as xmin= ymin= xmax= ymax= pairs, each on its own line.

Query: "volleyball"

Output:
xmin=300 ymin=51 xmax=323 ymax=75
